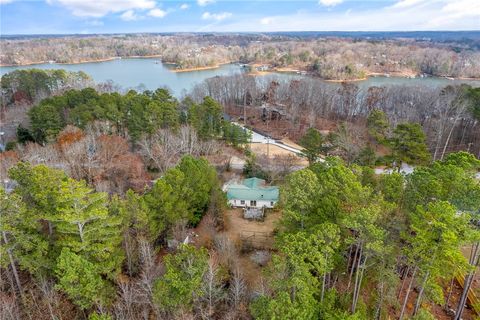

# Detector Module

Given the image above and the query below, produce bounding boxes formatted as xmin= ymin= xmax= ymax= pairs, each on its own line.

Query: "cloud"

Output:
xmin=386 ymin=0 xmax=480 ymax=29
xmin=441 ymin=0 xmax=480 ymax=18
xmin=260 ymin=17 xmax=274 ymax=25
xmin=391 ymin=0 xmax=428 ymax=9
xmin=318 ymin=0 xmax=343 ymax=7
xmin=425 ymin=0 xmax=480 ymax=28
xmin=197 ymin=0 xmax=215 ymax=7
xmin=180 ymin=3 xmax=189 ymax=10
xmin=0 ymin=0 xmax=15 ymax=4
xmin=148 ymin=8 xmax=167 ymax=18
xmin=47 ymin=0 xmax=155 ymax=17
xmin=202 ymin=11 xmax=232 ymax=21
xmin=219 ymin=0 xmax=480 ymax=32
xmin=120 ymin=10 xmax=141 ymax=21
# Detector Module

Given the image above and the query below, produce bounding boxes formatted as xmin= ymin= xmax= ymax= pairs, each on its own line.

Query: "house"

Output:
xmin=225 ymin=177 xmax=279 ymax=209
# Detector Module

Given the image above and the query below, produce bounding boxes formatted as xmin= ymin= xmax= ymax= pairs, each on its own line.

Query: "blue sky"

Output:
xmin=1 ymin=0 xmax=479 ymax=35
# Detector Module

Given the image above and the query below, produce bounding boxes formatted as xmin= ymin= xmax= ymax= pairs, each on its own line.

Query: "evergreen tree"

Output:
xmin=355 ymin=144 xmax=377 ymax=167
xmin=144 ymin=155 xmax=219 ymax=241
xmin=55 ymin=248 xmax=112 ymax=309
xmin=404 ymin=153 xmax=480 ymax=211
xmin=222 ymin=121 xmax=251 ymax=147
xmin=299 ymin=127 xmax=325 ymax=164
xmin=54 ymin=178 xmax=124 ymax=276
xmin=29 ymin=103 xmax=64 ymax=143
xmin=8 ymin=163 xmax=124 ymax=279
xmin=153 ymin=244 xmax=208 ymax=313
xmin=391 ymin=123 xmax=430 ymax=166
xmin=400 ymin=201 xmax=471 ymax=318
xmin=188 ymin=96 xmax=223 ymax=139
xmin=281 ymin=169 xmax=319 ymax=230
xmin=249 ymin=255 xmax=320 ymax=320
xmin=367 ymin=110 xmax=390 ymax=144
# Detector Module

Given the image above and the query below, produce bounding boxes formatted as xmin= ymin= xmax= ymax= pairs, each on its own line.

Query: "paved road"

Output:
xmin=232 ymin=122 xmax=304 ymax=155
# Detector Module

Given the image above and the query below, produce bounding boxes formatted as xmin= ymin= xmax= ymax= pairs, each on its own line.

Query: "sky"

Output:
xmin=1 ymin=0 xmax=479 ymax=35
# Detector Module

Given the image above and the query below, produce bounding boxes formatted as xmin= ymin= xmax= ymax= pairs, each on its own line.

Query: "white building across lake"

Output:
xmin=225 ymin=177 xmax=279 ymax=209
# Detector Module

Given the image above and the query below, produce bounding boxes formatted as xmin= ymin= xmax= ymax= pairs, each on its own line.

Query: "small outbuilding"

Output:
xmin=225 ymin=177 xmax=279 ymax=209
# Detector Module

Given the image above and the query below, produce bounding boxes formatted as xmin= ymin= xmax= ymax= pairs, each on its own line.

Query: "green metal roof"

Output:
xmin=226 ymin=178 xmax=279 ymax=201
xmin=243 ymin=177 xmax=265 ymax=188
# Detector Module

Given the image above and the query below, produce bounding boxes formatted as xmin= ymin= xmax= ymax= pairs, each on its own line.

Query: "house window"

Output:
xmin=250 ymin=200 xmax=257 ymax=207
xmin=240 ymin=200 xmax=245 ymax=205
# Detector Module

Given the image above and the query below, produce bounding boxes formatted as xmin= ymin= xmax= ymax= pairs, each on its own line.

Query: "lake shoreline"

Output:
xmin=244 ymin=64 xmax=480 ymax=82
xmin=166 ymin=61 xmax=234 ymax=73
xmin=276 ymin=70 xmax=480 ymax=83
xmin=0 ymin=55 xmax=165 ymax=67
xmin=170 ymin=65 xmax=220 ymax=72
xmin=0 ymin=57 xmax=234 ymax=72
xmin=0 ymin=55 xmax=480 ymax=83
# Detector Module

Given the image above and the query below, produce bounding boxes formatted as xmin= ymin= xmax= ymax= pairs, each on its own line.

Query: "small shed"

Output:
xmin=225 ymin=177 xmax=279 ymax=209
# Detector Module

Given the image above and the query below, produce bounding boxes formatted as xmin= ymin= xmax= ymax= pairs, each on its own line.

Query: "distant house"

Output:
xmin=256 ymin=65 xmax=270 ymax=72
xmin=225 ymin=177 xmax=279 ymax=209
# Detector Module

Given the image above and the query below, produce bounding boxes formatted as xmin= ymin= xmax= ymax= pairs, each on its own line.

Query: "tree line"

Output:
xmin=191 ymin=74 xmax=480 ymax=158
xmin=1 ymin=155 xmax=225 ymax=319
xmin=252 ymin=152 xmax=480 ymax=319
xmin=2 ymin=34 xmax=480 ymax=79
xmin=10 ymin=85 xmax=249 ymax=148
xmin=2 ymin=151 xmax=479 ymax=319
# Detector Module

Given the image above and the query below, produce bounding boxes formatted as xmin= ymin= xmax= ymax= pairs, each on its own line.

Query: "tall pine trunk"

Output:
xmin=444 ymin=277 xmax=455 ymax=309
xmin=455 ymin=242 xmax=480 ymax=320
xmin=375 ymin=280 xmax=385 ymax=320
xmin=321 ymin=273 xmax=326 ymax=303
xmin=398 ymin=265 xmax=410 ymax=299
xmin=413 ymin=270 xmax=430 ymax=315
xmin=348 ymin=243 xmax=360 ymax=290
xmin=351 ymin=242 xmax=364 ymax=313
xmin=2 ymin=231 xmax=22 ymax=293
xmin=399 ymin=266 xmax=417 ymax=320
xmin=352 ymin=255 xmax=367 ymax=314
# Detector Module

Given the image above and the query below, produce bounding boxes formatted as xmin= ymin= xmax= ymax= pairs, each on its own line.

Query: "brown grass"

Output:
xmin=194 ymin=208 xmax=281 ymax=289
xmin=248 ymin=143 xmax=309 ymax=166
xmin=225 ymin=208 xmax=281 ymax=239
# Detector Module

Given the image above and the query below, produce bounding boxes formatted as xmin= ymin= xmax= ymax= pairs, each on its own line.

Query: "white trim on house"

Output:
xmin=229 ymin=199 xmax=276 ymax=209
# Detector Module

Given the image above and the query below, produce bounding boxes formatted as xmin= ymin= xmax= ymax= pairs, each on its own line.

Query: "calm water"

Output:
xmin=266 ymin=72 xmax=480 ymax=89
xmin=356 ymin=75 xmax=480 ymax=89
xmin=1 ymin=58 xmax=479 ymax=96
xmin=0 ymin=58 xmax=243 ymax=96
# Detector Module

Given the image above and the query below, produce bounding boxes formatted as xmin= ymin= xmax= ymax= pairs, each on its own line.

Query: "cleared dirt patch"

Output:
xmin=194 ymin=208 xmax=281 ymax=289
xmin=224 ymin=208 xmax=280 ymax=288
xmin=193 ymin=208 xmax=281 ymax=249
xmin=249 ymin=143 xmax=309 ymax=166
xmin=225 ymin=208 xmax=280 ymax=243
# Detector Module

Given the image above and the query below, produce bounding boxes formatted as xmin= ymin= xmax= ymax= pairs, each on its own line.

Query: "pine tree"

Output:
xmin=299 ymin=128 xmax=325 ymax=164
xmin=391 ymin=123 xmax=430 ymax=166
xmin=153 ymin=244 xmax=208 ymax=313
xmin=54 ymin=248 xmax=112 ymax=309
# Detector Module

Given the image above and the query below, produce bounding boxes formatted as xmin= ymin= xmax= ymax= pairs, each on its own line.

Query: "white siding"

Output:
xmin=229 ymin=199 xmax=276 ymax=208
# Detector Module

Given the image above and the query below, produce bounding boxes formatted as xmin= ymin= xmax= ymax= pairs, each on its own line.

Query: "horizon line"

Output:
xmin=2 ymin=30 xmax=480 ymax=37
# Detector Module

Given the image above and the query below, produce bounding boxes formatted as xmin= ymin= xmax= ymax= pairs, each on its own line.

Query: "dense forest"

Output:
xmin=2 ymin=34 xmax=480 ymax=80
xmin=190 ymin=73 xmax=480 ymax=159
xmin=1 ymin=68 xmax=480 ymax=319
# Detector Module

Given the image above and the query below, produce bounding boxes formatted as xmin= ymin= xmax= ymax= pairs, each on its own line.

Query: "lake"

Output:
xmin=1 ymin=58 xmax=479 ymax=96
xmin=0 ymin=58 xmax=243 ymax=96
